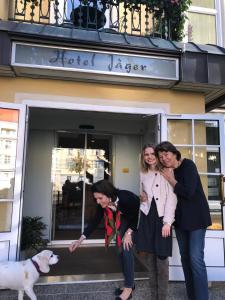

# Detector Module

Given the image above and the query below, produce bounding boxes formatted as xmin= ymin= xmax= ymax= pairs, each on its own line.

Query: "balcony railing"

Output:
xmin=12 ymin=0 xmax=176 ymax=39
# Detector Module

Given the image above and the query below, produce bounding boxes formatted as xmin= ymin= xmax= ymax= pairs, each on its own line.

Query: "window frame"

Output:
xmin=183 ymin=0 xmax=223 ymax=46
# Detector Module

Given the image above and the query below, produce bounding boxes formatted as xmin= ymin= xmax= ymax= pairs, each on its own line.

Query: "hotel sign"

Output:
xmin=12 ymin=42 xmax=179 ymax=82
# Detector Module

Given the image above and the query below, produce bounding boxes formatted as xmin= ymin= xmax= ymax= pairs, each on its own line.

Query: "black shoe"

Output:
xmin=115 ymin=288 xmax=123 ymax=296
xmin=114 ymin=285 xmax=135 ymax=296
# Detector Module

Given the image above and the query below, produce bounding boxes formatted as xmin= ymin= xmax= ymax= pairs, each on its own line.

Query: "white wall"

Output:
xmin=23 ymin=130 xmax=55 ymax=239
xmin=114 ymin=135 xmax=141 ymax=195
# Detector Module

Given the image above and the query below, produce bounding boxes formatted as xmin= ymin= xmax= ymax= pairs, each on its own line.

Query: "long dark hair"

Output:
xmin=91 ymin=180 xmax=118 ymax=202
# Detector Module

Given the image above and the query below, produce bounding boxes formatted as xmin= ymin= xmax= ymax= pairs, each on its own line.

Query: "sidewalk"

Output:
xmin=1 ymin=280 xmax=225 ymax=299
xmin=168 ymin=282 xmax=225 ymax=300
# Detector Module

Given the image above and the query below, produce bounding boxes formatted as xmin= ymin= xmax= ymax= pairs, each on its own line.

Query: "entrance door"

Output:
xmin=51 ymin=132 xmax=111 ymax=242
xmin=161 ymin=114 xmax=225 ymax=280
xmin=0 ymin=103 xmax=26 ymax=261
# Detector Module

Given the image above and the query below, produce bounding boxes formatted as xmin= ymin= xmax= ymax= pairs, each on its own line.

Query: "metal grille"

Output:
xmin=13 ymin=0 xmax=172 ymax=38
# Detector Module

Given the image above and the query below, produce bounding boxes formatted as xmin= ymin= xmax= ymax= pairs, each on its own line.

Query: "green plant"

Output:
xmin=122 ymin=0 xmax=192 ymax=41
xmin=21 ymin=216 xmax=49 ymax=251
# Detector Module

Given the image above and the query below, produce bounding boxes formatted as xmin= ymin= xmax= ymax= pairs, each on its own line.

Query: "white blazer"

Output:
xmin=140 ymin=170 xmax=177 ymax=225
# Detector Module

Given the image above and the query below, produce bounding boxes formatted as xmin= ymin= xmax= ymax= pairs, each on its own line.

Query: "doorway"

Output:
xmin=23 ymin=107 xmax=151 ymax=245
xmin=51 ymin=132 xmax=112 ymax=241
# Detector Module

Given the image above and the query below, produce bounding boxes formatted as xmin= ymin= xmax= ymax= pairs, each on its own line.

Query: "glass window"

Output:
xmin=191 ymin=0 xmax=215 ymax=9
xmin=0 ymin=109 xmax=19 ymax=201
xmin=187 ymin=12 xmax=216 ymax=44
xmin=195 ymin=147 xmax=220 ymax=174
xmin=200 ymin=174 xmax=222 ymax=230
xmin=167 ymin=120 xmax=192 ymax=144
xmin=176 ymin=146 xmax=193 ymax=160
xmin=195 ymin=120 xmax=219 ymax=145
xmin=167 ymin=118 xmax=223 ymax=230
xmin=195 ymin=147 xmax=208 ymax=173
xmin=0 ymin=202 xmax=13 ymax=232
xmin=0 ymin=172 xmax=15 ymax=200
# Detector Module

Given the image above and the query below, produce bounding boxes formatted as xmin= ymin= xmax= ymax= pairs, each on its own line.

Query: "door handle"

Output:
xmin=220 ymin=174 xmax=225 ymax=206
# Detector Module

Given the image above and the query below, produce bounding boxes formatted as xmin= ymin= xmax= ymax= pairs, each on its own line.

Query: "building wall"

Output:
xmin=23 ymin=130 xmax=55 ymax=238
xmin=0 ymin=0 xmax=9 ymax=21
xmin=0 ymin=76 xmax=205 ymax=240
xmin=222 ymin=0 xmax=225 ymax=47
xmin=0 ymin=78 xmax=206 ymax=114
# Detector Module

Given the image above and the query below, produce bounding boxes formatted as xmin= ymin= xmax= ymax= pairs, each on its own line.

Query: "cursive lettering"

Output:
xmin=49 ymin=50 xmax=148 ymax=75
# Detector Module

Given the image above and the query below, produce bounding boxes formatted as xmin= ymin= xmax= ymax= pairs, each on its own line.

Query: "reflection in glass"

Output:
xmin=207 ymin=148 xmax=220 ymax=173
xmin=200 ymin=174 xmax=222 ymax=201
xmin=195 ymin=120 xmax=219 ymax=145
xmin=195 ymin=147 xmax=220 ymax=173
xmin=195 ymin=147 xmax=207 ymax=173
xmin=51 ymin=133 xmax=111 ymax=240
xmin=51 ymin=148 xmax=84 ymax=240
xmin=200 ymin=174 xmax=222 ymax=230
xmin=207 ymin=175 xmax=221 ymax=201
xmin=176 ymin=146 xmax=192 ymax=160
xmin=0 ymin=202 xmax=12 ymax=232
xmin=0 ymin=172 xmax=15 ymax=200
xmin=168 ymin=120 xmax=192 ymax=144
xmin=0 ymin=109 xmax=18 ymax=201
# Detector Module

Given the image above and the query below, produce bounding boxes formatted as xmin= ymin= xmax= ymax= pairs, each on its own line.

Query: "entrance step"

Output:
xmin=1 ymin=279 xmax=225 ymax=300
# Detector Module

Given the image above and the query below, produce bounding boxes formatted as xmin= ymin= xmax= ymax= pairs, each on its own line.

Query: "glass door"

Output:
xmin=0 ymin=103 xmax=26 ymax=261
xmin=161 ymin=114 xmax=225 ymax=280
xmin=51 ymin=132 xmax=111 ymax=242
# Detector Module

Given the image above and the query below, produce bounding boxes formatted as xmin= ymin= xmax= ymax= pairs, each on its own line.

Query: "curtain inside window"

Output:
xmin=191 ymin=0 xmax=215 ymax=9
xmin=187 ymin=12 xmax=216 ymax=44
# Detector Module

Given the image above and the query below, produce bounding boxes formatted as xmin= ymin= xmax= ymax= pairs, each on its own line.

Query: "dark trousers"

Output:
xmin=175 ymin=228 xmax=208 ymax=300
xmin=118 ymin=218 xmax=134 ymax=288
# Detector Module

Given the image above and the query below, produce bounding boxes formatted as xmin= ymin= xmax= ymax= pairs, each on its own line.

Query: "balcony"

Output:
xmin=12 ymin=0 xmax=187 ymax=40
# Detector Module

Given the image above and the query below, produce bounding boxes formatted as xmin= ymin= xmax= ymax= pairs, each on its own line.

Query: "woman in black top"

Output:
xmin=155 ymin=141 xmax=211 ymax=300
xmin=69 ymin=180 xmax=140 ymax=300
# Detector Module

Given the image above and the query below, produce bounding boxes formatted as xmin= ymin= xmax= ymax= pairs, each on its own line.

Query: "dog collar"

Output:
xmin=31 ymin=258 xmax=44 ymax=275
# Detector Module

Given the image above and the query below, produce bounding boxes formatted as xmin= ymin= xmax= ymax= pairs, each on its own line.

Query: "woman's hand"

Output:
xmin=162 ymin=223 xmax=171 ymax=238
xmin=123 ymin=230 xmax=133 ymax=251
xmin=140 ymin=191 xmax=148 ymax=203
xmin=69 ymin=235 xmax=85 ymax=253
xmin=160 ymin=168 xmax=177 ymax=187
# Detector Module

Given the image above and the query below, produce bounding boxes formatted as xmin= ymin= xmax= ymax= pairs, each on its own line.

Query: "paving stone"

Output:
xmin=1 ymin=281 xmax=225 ymax=300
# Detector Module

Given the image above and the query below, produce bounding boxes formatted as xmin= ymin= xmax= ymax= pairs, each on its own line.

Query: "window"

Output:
xmin=4 ymin=155 xmax=11 ymax=164
xmin=167 ymin=119 xmax=223 ymax=230
xmin=184 ymin=0 xmax=222 ymax=45
xmin=1 ymin=128 xmax=16 ymax=137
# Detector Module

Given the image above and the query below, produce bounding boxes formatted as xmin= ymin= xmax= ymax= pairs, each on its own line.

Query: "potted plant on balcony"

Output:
xmin=70 ymin=0 xmax=108 ymax=29
xmin=20 ymin=216 xmax=49 ymax=258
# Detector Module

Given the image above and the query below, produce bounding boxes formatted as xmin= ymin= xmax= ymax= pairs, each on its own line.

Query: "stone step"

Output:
xmin=1 ymin=278 xmax=225 ymax=300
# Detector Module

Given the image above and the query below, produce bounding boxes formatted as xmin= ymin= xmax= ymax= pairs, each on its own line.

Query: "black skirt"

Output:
xmin=135 ymin=199 xmax=172 ymax=257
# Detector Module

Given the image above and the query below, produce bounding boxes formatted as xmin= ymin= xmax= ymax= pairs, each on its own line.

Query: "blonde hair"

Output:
xmin=140 ymin=144 xmax=159 ymax=173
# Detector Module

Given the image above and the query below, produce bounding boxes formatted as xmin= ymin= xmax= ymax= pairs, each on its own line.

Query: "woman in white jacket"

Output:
xmin=136 ymin=144 xmax=177 ymax=300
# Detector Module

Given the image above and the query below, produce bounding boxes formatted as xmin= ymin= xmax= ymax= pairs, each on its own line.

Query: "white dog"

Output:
xmin=0 ymin=249 xmax=59 ymax=300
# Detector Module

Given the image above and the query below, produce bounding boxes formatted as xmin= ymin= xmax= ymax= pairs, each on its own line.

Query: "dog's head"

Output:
xmin=32 ymin=250 xmax=59 ymax=273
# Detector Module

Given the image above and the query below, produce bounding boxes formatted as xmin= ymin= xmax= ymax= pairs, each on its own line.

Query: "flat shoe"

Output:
xmin=115 ymin=285 xmax=135 ymax=296
xmin=115 ymin=293 xmax=132 ymax=300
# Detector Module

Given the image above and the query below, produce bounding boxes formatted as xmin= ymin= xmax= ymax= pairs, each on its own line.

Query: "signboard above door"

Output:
xmin=11 ymin=42 xmax=179 ymax=88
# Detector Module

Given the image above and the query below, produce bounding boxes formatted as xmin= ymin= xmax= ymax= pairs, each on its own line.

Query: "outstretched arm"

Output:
xmin=69 ymin=235 xmax=86 ymax=253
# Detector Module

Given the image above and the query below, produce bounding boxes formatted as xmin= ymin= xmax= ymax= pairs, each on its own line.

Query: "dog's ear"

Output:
xmin=36 ymin=252 xmax=51 ymax=273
